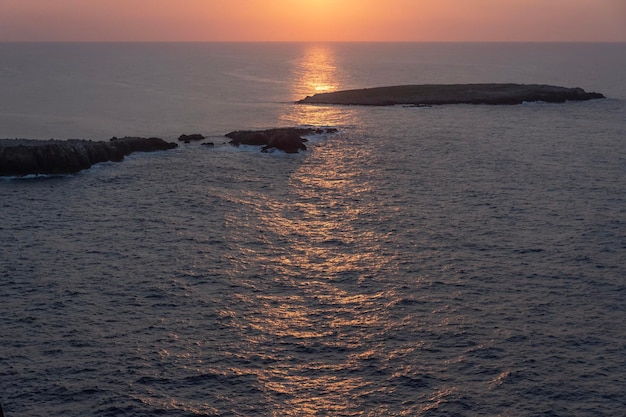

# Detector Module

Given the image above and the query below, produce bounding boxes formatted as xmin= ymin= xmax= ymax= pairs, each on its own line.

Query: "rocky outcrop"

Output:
xmin=297 ymin=84 xmax=605 ymax=106
xmin=0 ymin=136 xmax=178 ymax=176
xmin=225 ymin=127 xmax=337 ymax=153
xmin=178 ymin=133 xmax=205 ymax=143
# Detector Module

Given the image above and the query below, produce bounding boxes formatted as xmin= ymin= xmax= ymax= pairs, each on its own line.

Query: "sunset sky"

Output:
xmin=1 ymin=0 xmax=625 ymax=42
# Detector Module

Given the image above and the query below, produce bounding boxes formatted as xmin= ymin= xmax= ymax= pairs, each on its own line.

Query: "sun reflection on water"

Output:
xmin=206 ymin=45 xmax=425 ymax=415
xmin=215 ymin=134 xmax=406 ymax=414
xmin=293 ymin=45 xmax=340 ymax=98
xmin=282 ymin=44 xmax=359 ymax=127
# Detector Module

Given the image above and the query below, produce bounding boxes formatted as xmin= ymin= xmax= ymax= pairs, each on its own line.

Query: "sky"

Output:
xmin=0 ymin=0 xmax=625 ymax=42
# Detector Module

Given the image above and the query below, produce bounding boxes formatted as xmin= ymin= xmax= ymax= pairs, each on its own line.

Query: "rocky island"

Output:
xmin=0 ymin=136 xmax=178 ymax=177
xmin=226 ymin=127 xmax=337 ymax=153
xmin=297 ymin=83 xmax=605 ymax=106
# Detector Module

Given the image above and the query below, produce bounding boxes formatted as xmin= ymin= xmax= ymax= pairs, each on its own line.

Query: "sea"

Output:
xmin=0 ymin=43 xmax=625 ymax=417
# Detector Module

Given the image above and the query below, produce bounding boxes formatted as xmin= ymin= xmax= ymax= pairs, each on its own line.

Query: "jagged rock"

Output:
xmin=0 ymin=137 xmax=178 ymax=177
xmin=178 ymin=133 xmax=205 ymax=143
xmin=297 ymin=84 xmax=605 ymax=106
xmin=109 ymin=136 xmax=177 ymax=154
xmin=225 ymin=127 xmax=337 ymax=153
xmin=262 ymin=130 xmax=307 ymax=153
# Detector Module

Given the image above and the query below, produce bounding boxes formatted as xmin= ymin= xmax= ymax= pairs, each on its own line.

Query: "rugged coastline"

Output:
xmin=0 ymin=128 xmax=339 ymax=176
xmin=297 ymin=83 xmax=605 ymax=106
xmin=0 ymin=136 xmax=178 ymax=177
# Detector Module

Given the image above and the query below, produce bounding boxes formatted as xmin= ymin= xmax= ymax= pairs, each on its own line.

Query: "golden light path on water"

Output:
xmin=233 ymin=145 xmax=398 ymax=415
xmin=216 ymin=45 xmax=406 ymax=414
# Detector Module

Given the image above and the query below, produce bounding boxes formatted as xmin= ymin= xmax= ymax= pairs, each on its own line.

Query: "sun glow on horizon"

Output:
xmin=0 ymin=0 xmax=624 ymax=42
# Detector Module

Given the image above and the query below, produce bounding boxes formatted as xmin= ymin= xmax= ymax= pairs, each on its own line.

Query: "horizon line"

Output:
xmin=1 ymin=40 xmax=625 ymax=44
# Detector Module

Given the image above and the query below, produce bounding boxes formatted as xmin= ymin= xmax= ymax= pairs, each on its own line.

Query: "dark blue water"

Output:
xmin=1 ymin=43 xmax=625 ymax=416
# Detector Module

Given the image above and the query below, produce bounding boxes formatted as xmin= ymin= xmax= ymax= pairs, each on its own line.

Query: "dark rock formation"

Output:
xmin=178 ymin=133 xmax=205 ymax=143
xmin=0 ymin=136 xmax=177 ymax=177
xmin=262 ymin=130 xmax=307 ymax=153
xmin=225 ymin=127 xmax=337 ymax=153
xmin=297 ymin=84 xmax=605 ymax=106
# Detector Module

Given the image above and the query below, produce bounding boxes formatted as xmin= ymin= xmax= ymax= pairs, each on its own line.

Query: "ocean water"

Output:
xmin=1 ymin=43 xmax=625 ymax=416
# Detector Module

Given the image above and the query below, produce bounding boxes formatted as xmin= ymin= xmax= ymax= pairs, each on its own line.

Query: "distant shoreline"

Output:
xmin=297 ymin=83 xmax=605 ymax=106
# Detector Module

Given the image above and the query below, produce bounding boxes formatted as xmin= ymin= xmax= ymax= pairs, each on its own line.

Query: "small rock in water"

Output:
xmin=178 ymin=133 xmax=206 ymax=142
xmin=225 ymin=127 xmax=337 ymax=154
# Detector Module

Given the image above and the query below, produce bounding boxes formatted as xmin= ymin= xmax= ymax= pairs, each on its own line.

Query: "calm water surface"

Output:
xmin=1 ymin=43 xmax=625 ymax=416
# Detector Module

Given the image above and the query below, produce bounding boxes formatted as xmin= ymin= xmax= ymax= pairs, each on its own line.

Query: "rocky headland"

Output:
xmin=0 ymin=136 xmax=178 ymax=177
xmin=297 ymin=83 xmax=605 ymax=106
xmin=226 ymin=127 xmax=338 ymax=153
